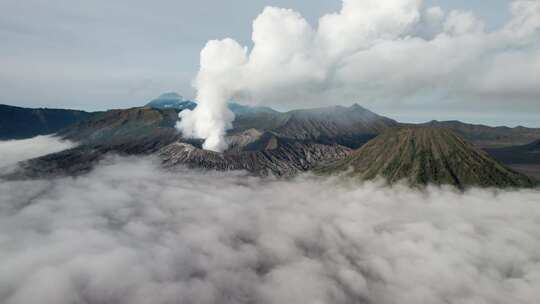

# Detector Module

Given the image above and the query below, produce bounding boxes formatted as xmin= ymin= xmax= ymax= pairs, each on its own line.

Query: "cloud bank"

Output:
xmin=178 ymin=0 xmax=540 ymax=151
xmin=0 ymin=135 xmax=76 ymax=170
xmin=1 ymin=156 xmax=540 ymax=304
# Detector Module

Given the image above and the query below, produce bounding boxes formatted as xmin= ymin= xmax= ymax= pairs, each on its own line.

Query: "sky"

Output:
xmin=0 ymin=0 xmax=538 ymax=127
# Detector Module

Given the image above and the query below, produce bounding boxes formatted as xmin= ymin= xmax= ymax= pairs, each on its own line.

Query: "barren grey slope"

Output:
xmin=160 ymin=133 xmax=352 ymax=176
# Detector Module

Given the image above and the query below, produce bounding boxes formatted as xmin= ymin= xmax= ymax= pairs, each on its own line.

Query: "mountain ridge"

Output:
xmin=0 ymin=104 xmax=93 ymax=140
xmin=417 ymin=120 xmax=540 ymax=148
xmin=231 ymin=104 xmax=398 ymax=149
xmin=2 ymin=98 xmax=539 ymax=186
xmin=3 ymin=96 xmax=540 ymax=149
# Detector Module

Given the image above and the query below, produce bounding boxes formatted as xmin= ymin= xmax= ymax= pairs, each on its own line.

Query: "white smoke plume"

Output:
xmin=0 ymin=135 xmax=76 ymax=170
xmin=177 ymin=0 xmax=540 ymax=152
xmin=1 ymin=156 xmax=540 ymax=304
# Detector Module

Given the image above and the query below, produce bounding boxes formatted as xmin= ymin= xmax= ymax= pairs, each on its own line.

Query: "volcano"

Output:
xmin=319 ymin=127 xmax=537 ymax=188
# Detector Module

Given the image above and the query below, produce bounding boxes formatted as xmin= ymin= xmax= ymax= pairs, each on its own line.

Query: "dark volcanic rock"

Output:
xmin=232 ymin=104 xmax=398 ymax=149
xmin=160 ymin=135 xmax=352 ymax=176
xmin=319 ymin=127 xmax=537 ymax=188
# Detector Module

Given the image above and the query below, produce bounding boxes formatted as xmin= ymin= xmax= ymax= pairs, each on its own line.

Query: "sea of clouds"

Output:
xmin=0 ymin=135 xmax=76 ymax=169
xmin=1 ymin=136 xmax=540 ymax=304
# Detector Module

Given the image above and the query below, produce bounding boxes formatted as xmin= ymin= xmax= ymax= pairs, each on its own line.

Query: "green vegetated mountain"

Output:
xmin=318 ymin=127 xmax=537 ymax=189
xmin=0 ymin=104 xmax=93 ymax=140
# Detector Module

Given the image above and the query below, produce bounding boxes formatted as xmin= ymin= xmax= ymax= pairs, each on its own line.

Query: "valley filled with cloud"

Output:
xmin=1 ymin=136 xmax=540 ymax=304
xmin=0 ymin=136 xmax=76 ymax=170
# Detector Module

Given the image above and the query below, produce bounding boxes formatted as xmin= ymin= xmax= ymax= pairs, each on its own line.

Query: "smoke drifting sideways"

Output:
xmin=177 ymin=0 xmax=540 ymax=151
xmin=0 ymin=135 xmax=76 ymax=171
xmin=1 ymin=153 xmax=540 ymax=303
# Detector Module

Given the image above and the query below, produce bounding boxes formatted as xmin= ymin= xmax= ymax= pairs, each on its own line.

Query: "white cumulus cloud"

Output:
xmin=177 ymin=0 xmax=540 ymax=151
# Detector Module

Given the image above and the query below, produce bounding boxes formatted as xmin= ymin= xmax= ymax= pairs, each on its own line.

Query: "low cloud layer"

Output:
xmin=179 ymin=0 xmax=540 ymax=151
xmin=0 ymin=135 xmax=76 ymax=170
xmin=1 ymin=153 xmax=540 ymax=304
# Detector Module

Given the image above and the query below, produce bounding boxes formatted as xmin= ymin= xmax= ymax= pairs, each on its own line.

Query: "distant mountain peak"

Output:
xmin=146 ymin=93 xmax=196 ymax=111
xmin=157 ymin=92 xmax=183 ymax=100
xmin=350 ymin=103 xmax=367 ymax=110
